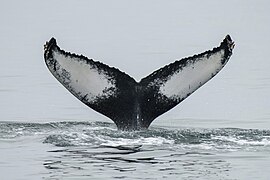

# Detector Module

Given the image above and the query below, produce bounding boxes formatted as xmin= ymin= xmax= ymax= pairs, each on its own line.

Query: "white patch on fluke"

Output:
xmin=159 ymin=50 xmax=225 ymax=100
xmin=53 ymin=50 xmax=116 ymax=102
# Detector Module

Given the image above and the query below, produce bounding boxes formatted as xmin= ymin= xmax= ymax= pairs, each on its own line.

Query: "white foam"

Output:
xmin=53 ymin=51 xmax=116 ymax=102
xmin=159 ymin=50 xmax=225 ymax=100
xmin=101 ymin=137 xmax=174 ymax=147
xmin=213 ymin=136 xmax=270 ymax=146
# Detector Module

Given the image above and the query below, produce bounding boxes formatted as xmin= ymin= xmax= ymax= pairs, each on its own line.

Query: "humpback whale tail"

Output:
xmin=44 ymin=35 xmax=234 ymax=130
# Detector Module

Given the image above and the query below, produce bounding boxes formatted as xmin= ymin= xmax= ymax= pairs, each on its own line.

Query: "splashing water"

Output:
xmin=1 ymin=121 xmax=270 ymax=150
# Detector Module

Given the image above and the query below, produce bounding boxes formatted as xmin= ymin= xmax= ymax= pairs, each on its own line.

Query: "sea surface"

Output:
xmin=1 ymin=121 xmax=270 ymax=180
xmin=1 ymin=0 xmax=270 ymax=179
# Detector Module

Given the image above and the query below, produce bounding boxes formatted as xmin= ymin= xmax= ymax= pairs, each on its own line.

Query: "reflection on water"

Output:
xmin=1 ymin=121 xmax=270 ymax=179
xmin=43 ymin=147 xmax=230 ymax=179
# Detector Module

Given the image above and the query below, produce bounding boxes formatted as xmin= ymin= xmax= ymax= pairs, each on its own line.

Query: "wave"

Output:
xmin=1 ymin=121 xmax=270 ymax=151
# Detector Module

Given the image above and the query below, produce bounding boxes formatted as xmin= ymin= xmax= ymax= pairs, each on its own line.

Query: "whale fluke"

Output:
xmin=44 ymin=35 xmax=234 ymax=130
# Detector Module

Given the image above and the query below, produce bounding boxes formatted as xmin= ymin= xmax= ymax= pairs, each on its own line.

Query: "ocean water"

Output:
xmin=1 ymin=121 xmax=270 ymax=179
xmin=1 ymin=0 xmax=270 ymax=179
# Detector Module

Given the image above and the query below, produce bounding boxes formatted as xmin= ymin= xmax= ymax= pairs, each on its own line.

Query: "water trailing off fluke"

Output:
xmin=44 ymin=35 xmax=234 ymax=130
